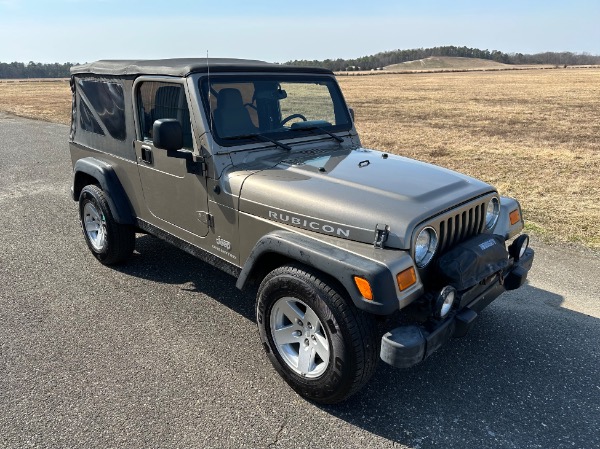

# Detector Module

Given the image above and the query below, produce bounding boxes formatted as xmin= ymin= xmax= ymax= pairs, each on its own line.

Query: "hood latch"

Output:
xmin=374 ymin=224 xmax=390 ymax=249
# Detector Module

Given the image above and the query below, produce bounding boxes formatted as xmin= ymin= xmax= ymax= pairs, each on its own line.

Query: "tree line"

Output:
xmin=0 ymin=62 xmax=76 ymax=79
xmin=2 ymin=47 xmax=600 ymax=78
xmin=285 ymin=46 xmax=600 ymax=71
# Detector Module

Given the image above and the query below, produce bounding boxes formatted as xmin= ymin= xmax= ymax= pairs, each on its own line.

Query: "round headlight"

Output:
xmin=414 ymin=227 xmax=438 ymax=268
xmin=486 ymin=197 xmax=500 ymax=229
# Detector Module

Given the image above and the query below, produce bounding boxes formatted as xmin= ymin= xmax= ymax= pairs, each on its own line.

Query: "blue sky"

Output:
xmin=1 ymin=0 xmax=598 ymax=63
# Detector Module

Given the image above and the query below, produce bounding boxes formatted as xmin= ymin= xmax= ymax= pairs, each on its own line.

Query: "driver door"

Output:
xmin=135 ymin=80 xmax=209 ymax=238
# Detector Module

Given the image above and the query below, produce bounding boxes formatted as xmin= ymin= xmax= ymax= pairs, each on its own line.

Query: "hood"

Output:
xmin=235 ymin=148 xmax=494 ymax=249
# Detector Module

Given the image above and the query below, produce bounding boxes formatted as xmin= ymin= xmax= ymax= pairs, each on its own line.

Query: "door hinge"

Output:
xmin=198 ymin=211 xmax=214 ymax=228
xmin=374 ymin=224 xmax=390 ymax=249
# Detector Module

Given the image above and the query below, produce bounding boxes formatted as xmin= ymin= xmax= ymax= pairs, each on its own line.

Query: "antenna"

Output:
xmin=207 ymin=50 xmax=212 ymax=135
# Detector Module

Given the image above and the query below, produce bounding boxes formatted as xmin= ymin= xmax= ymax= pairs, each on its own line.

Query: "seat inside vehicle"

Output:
xmin=214 ymin=88 xmax=258 ymax=138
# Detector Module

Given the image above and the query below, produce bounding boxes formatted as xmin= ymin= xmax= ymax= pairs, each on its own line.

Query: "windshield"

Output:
xmin=199 ymin=75 xmax=352 ymax=145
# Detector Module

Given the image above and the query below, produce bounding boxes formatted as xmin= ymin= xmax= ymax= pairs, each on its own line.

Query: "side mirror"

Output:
xmin=153 ymin=119 xmax=183 ymax=151
xmin=348 ymin=107 xmax=355 ymax=122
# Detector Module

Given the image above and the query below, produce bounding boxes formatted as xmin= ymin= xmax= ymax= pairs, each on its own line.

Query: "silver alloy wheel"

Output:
xmin=270 ymin=297 xmax=330 ymax=378
xmin=83 ymin=202 xmax=106 ymax=251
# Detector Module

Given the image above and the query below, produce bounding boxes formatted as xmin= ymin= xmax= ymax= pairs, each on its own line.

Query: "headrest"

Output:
xmin=217 ymin=88 xmax=244 ymax=109
xmin=155 ymin=85 xmax=181 ymax=104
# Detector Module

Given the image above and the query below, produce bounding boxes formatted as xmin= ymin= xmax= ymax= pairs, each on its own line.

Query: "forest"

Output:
xmin=0 ymin=61 xmax=76 ymax=79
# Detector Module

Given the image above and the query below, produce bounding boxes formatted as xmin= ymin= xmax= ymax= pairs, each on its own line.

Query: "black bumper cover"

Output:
xmin=380 ymin=247 xmax=534 ymax=369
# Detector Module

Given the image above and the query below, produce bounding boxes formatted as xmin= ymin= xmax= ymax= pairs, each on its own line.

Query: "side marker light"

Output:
xmin=397 ymin=267 xmax=417 ymax=291
xmin=509 ymin=209 xmax=521 ymax=226
xmin=353 ymin=276 xmax=373 ymax=300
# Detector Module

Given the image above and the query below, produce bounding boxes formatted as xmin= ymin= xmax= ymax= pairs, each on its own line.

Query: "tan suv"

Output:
xmin=69 ymin=58 xmax=534 ymax=403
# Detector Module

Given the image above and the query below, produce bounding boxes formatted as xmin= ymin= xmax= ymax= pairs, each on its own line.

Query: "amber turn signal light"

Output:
xmin=509 ymin=209 xmax=521 ymax=225
xmin=397 ymin=267 xmax=417 ymax=291
xmin=353 ymin=276 xmax=373 ymax=300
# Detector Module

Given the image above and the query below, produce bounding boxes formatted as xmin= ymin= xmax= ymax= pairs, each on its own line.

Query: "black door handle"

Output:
xmin=141 ymin=146 xmax=153 ymax=164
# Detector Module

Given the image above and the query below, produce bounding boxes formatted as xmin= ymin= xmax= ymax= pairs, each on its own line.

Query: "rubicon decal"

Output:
xmin=268 ymin=210 xmax=351 ymax=237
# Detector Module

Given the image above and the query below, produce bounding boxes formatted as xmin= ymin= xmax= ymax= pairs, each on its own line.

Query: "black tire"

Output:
xmin=78 ymin=184 xmax=135 ymax=265
xmin=256 ymin=264 xmax=379 ymax=404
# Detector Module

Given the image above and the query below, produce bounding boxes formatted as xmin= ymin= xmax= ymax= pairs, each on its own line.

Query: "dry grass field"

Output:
xmin=0 ymin=79 xmax=71 ymax=124
xmin=1 ymin=69 xmax=599 ymax=248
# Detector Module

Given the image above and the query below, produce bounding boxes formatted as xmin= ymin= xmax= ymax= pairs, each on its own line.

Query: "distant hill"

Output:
xmin=384 ymin=56 xmax=510 ymax=71
xmin=285 ymin=46 xmax=600 ymax=72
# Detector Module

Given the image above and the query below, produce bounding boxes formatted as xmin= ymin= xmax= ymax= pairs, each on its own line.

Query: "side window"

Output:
xmin=137 ymin=82 xmax=194 ymax=149
xmin=77 ymin=79 xmax=126 ymax=140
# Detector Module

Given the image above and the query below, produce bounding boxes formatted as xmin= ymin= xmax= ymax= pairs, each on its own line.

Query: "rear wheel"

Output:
xmin=78 ymin=185 xmax=135 ymax=265
xmin=256 ymin=264 xmax=379 ymax=404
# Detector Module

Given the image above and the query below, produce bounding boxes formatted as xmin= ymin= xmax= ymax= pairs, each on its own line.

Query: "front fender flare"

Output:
xmin=495 ymin=196 xmax=524 ymax=240
xmin=236 ymin=230 xmax=400 ymax=315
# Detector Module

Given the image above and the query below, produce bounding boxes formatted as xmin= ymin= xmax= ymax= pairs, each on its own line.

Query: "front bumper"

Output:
xmin=380 ymin=246 xmax=534 ymax=369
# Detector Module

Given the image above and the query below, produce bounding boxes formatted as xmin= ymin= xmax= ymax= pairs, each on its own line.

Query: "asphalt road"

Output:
xmin=1 ymin=113 xmax=599 ymax=449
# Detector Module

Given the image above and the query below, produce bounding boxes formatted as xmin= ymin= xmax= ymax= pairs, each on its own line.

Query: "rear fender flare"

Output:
xmin=72 ymin=157 xmax=134 ymax=225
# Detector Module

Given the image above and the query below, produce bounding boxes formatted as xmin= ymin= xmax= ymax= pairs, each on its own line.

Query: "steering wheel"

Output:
xmin=280 ymin=113 xmax=307 ymax=127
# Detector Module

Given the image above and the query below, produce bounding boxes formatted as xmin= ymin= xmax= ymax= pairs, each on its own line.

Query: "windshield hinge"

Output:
xmin=187 ymin=155 xmax=207 ymax=176
xmin=374 ymin=224 xmax=390 ymax=249
xmin=199 ymin=159 xmax=209 ymax=175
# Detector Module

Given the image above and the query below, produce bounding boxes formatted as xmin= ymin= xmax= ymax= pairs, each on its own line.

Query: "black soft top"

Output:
xmin=70 ymin=58 xmax=333 ymax=77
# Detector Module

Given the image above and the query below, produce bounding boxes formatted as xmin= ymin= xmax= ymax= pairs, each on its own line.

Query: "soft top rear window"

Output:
xmin=77 ymin=79 xmax=126 ymax=140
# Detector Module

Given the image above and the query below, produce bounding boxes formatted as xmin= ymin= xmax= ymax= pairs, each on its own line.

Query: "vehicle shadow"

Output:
xmin=319 ymin=284 xmax=600 ymax=448
xmin=117 ymin=235 xmax=599 ymax=449
xmin=114 ymin=234 xmax=256 ymax=322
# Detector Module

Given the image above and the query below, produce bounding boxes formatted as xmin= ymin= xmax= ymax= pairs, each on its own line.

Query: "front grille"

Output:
xmin=437 ymin=202 xmax=487 ymax=254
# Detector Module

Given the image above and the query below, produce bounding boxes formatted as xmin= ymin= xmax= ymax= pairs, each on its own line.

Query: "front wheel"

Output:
xmin=256 ymin=264 xmax=379 ymax=404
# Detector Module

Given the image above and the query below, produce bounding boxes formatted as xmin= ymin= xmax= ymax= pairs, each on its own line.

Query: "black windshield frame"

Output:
xmin=198 ymin=74 xmax=352 ymax=147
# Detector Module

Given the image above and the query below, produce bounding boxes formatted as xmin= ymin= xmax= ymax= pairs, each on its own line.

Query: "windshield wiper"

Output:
xmin=291 ymin=125 xmax=344 ymax=143
xmin=226 ymin=133 xmax=292 ymax=151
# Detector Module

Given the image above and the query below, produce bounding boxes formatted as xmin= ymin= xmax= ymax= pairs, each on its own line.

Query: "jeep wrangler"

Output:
xmin=68 ymin=58 xmax=534 ymax=404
